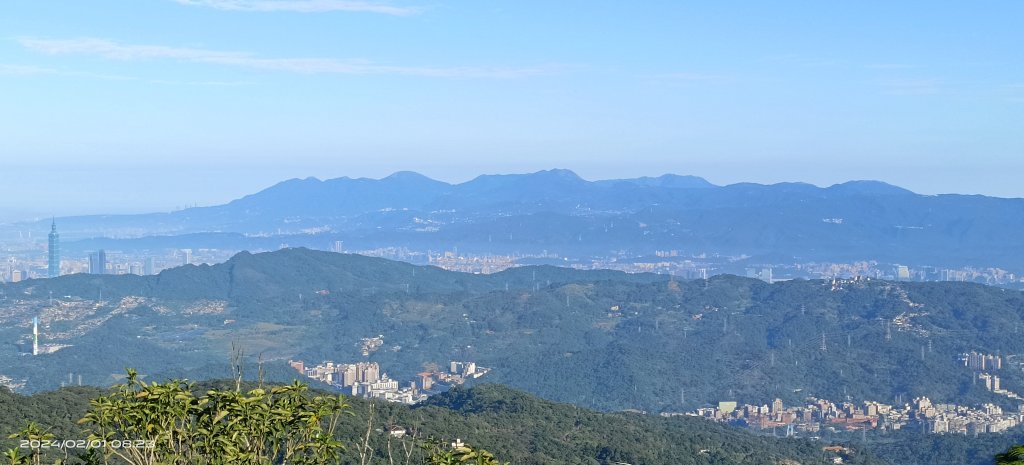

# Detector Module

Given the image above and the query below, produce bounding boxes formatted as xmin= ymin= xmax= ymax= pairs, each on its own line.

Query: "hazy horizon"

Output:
xmin=2 ymin=166 xmax=1023 ymax=222
xmin=2 ymin=1 xmax=1022 ymax=218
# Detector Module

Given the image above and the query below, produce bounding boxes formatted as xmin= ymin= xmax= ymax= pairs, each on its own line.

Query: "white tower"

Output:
xmin=32 ymin=317 xmax=39 ymax=356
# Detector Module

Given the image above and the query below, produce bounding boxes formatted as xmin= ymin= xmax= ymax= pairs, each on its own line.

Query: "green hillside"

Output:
xmin=2 ymin=248 xmax=1023 ymax=414
xmin=1 ymin=380 xmax=885 ymax=465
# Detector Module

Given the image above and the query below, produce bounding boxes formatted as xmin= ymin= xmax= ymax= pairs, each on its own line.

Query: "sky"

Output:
xmin=1 ymin=1 xmax=1022 ymax=217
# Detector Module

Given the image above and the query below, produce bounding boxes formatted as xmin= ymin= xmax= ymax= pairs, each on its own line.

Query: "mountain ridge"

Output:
xmin=9 ymin=169 xmax=1024 ymax=270
xmin=3 ymin=247 xmax=1024 ymax=415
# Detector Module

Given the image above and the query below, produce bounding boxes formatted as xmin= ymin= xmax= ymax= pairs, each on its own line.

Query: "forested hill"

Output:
xmin=6 ymin=376 xmax=1024 ymax=465
xmin=0 ymin=381 xmax=886 ymax=465
xmin=2 ymin=248 xmax=1024 ymax=416
xmin=4 ymin=247 xmax=662 ymax=301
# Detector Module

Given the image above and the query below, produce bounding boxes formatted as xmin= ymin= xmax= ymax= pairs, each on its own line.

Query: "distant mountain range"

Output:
xmin=10 ymin=169 xmax=1024 ymax=268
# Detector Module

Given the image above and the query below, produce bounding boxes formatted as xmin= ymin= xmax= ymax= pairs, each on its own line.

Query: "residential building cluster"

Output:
xmin=957 ymin=352 xmax=1023 ymax=401
xmin=963 ymin=351 xmax=1002 ymax=371
xmin=745 ymin=267 xmax=774 ymax=283
xmin=575 ymin=258 xmax=710 ymax=280
xmin=290 ymin=358 xmax=490 ymax=405
xmin=440 ymin=361 xmax=490 ymax=383
xmin=291 ymin=360 xmax=425 ymax=405
xmin=415 ymin=360 xmax=490 ymax=392
xmin=428 ymin=252 xmax=516 ymax=274
xmin=973 ymin=373 xmax=1022 ymax=401
xmin=910 ymin=397 xmax=1022 ymax=434
xmin=977 ymin=373 xmax=1002 ymax=392
xmin=683 ymin=394 xmax=1024 ymax=436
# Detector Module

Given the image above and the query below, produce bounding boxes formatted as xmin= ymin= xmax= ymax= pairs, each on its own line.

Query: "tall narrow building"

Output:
xmin=47 ymin=219 xmax=60 ymax=278
xmin=90 ymin=250 xmax=107 ymax=275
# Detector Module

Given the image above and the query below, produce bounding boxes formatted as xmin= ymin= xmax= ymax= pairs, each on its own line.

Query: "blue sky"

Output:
xmin=1 ymin=1 xmax=1022 ymax=217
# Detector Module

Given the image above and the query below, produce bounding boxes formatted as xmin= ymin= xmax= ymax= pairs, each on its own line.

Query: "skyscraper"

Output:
xmin=90 ymin=250 xmax=106 ymax=274
xmin=47 ymin=220 xmax=60 ymax=278
xmin=182 ymin=249 xmax=193 ymax=266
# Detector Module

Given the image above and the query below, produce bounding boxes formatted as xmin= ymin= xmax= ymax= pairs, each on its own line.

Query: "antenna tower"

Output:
xmin=32 ymin=317 xmax=39 ymax=356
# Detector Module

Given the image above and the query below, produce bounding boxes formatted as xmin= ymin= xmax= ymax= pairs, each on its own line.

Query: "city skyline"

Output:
xmin=1 ymin=1 xmax=1022 ymax=217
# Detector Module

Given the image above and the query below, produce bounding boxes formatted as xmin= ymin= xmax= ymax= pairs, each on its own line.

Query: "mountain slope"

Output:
xmin=2 ymin=248 xmax=1023 ymax=416
xmin=0 ymin=382 xmax=890 ymax=465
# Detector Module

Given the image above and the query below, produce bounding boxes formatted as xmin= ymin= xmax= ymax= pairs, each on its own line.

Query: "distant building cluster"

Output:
xmin=912 ymin=397 xmax=1022 ymax=434
xmin=441 ymin=361 xmax=489 ymax=382
xmin=293 ymin=360 xmax=424 ymax=405
xmin=682 ymin=395 xmax=1024 ymax=436
xmin=1 ymin=221 xmax=234 ymax=282
xmin=357 ymin=247 xmax=423 ymax=262
xmin=417 ymin=361 xmax=491 ymax=392
xmin=745 ymin=267 xmax=774 ymax=283
xmin=802 ymin=261 xmax=1021 ymax=287
xmin=977 ymin=373 xmax=1002 ymax=392
xmin=963 ymin=351 xmax=1002 ymax=371
xmin=681 ymin=348 xmax=1024 ymax=436
xmin=291 ymin=358 xmax=490 ymax=405
xmin=428 ymin=251 xmax=516 ymax=274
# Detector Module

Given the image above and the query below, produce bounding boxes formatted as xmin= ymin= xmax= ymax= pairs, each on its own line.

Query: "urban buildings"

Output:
xmin=47 ymin=220 xmax=59 ymax=278
xmin=293 ymin=359 xmax=489 ymax=405
xmin=89 ymin=250 xmax=106 ymax=275
xmin=684 ymin=394 xmax=1024 ymax=436
xmin=144 ymin=257 xmax=156 ymax=276
xmin=297 ymin=361 xmax=423 ymax=404
xmin=963 ymin=352 xmax=1002 ymax=371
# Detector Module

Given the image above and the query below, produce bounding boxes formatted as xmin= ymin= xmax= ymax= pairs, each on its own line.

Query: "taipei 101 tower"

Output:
xmin=48 ymin=219 xmax=60 ymax=278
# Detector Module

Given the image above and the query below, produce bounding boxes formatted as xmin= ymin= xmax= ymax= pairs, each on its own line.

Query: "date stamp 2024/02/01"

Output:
xmin=20 ymin=439 xmax=156 ymax=450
